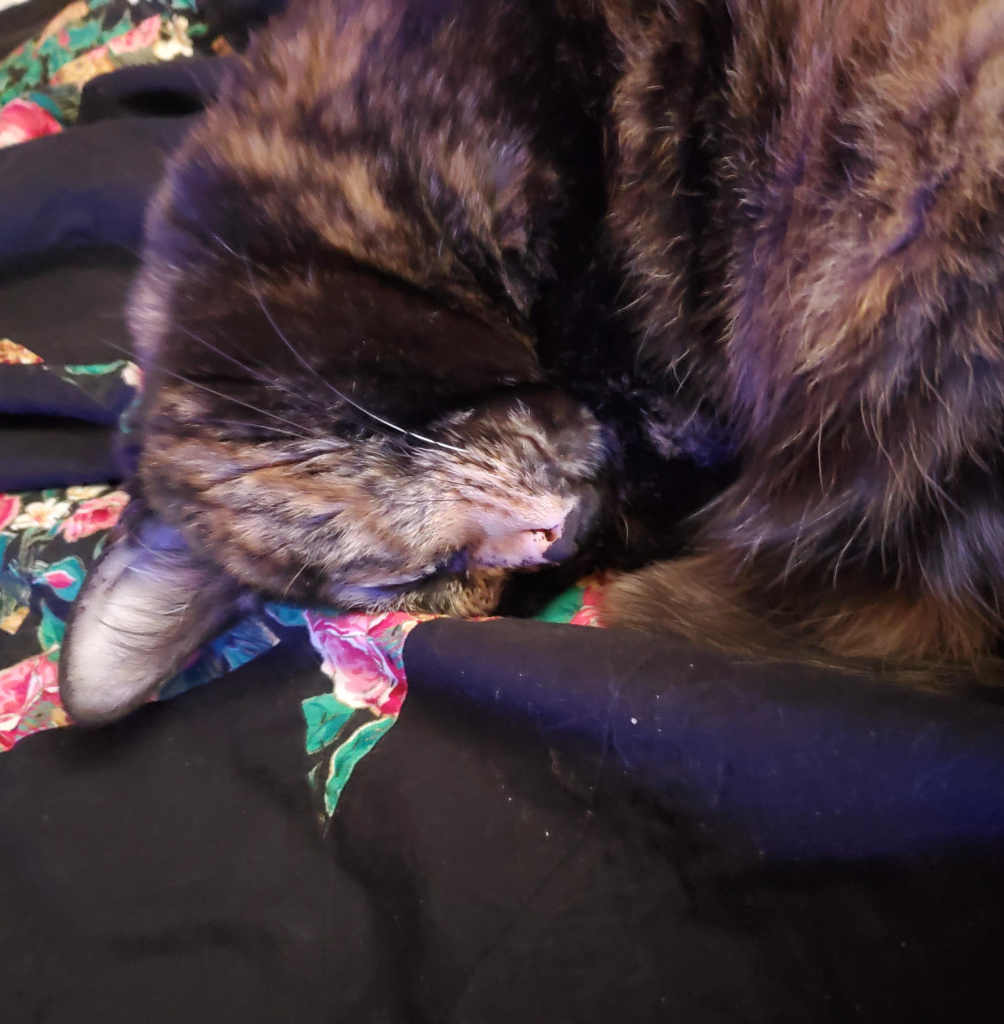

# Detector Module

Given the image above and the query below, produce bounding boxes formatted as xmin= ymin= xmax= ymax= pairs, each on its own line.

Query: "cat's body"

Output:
xmin=600 ymin=0 xmax=1004 ymax=675
xmin=60 ymin=0 xmax=1004 ymax=722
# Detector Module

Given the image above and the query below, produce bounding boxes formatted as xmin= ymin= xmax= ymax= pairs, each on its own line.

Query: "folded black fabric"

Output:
xmin=0 ymin=107 xmax=200 ymax=488
xmin=0 ymin=115 xmax=195 ymax=273
xmin=0 ymin=638 xmax=348 ymax=1024
xmin=405 ymin=619 xmax=1004 ymax=859
xmin=78 ymin=56 xmax=236 ymax=124
xmin=0 ymin=417 xmax=121 ymax=489
xmin=0 ymin=365 xmax=123 ymax=422
xmin=0 ymin=248 xmax=138 ymax=366
xmin=2 ymin=623 xmax=1003 ymax=1023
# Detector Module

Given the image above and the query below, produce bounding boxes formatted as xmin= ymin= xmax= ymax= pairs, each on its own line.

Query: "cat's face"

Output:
xmin=136 ymin=255 xmax=606 ymax=613
xmin=59 ymin=254 xmax=606 ymax=724
xmin=140 ymin=370 xmax=605 ymax=617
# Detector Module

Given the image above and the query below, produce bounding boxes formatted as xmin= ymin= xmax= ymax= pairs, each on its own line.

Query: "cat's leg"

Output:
xmin=604 ymin=542 xmax=1004 ymax=672
xmin=604 ymin=359 xmax=1004 ymax=673
xmin=59 ymin=501 xmax=251 ymax=725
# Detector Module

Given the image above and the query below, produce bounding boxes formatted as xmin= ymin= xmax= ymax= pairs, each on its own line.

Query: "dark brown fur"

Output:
xmin=599 ymin=0 xmax=1004 ymax=676
xmin=128 ymin=0 xmax=608 ymax=612
xmin=60 ymin=0 xmax=613 ymax=722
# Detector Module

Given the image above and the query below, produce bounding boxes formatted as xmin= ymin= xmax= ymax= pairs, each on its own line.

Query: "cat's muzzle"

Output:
xmin=463 ymin=483 xmax=600 ymax=571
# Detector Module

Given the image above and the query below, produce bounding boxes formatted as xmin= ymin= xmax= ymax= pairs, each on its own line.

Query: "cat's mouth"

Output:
xmin=459 ymin=484 xmax=598 ymax=572
xmin=344 ymin=486 xmax=599 ymax=601
xmin=346 ymin=526 xmax=566 ymax=599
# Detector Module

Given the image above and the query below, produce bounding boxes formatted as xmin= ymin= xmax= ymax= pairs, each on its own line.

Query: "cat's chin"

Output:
xmin=325 ymin=534 xmax=558 ymax=611
xmin=330 ymin=567 xmax=509 ymax=618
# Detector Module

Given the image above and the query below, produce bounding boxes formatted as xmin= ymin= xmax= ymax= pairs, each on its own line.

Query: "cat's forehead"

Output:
xmin=145 ymin=249 xmax=546 ymax=428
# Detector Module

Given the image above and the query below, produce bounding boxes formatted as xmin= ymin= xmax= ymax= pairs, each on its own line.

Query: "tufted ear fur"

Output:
xmin=59 ymin=507 xmax=247 ymax=726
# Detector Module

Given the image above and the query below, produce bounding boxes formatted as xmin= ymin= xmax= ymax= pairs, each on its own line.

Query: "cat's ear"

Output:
xmin=59 ymin=508 xmax=246 ymax=725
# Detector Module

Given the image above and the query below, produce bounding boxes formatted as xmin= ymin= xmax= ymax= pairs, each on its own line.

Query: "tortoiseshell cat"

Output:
xmin=61 ymin=0 xmax=1004 ymax=723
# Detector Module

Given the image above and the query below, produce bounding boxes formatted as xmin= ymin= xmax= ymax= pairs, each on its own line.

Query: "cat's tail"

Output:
xmin=602 ymin=549 xmax=1004 ymax=689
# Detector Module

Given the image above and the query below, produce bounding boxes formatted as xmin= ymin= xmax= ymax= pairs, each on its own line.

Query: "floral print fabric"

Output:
xmin=0 ymin=342 xmax=295 ymax=747
xmin=303 ymin=611 xmax=430 ymax=816
xmin=0 ymin=460 xmax=606 ymax=805
xmin=302 ymin=578 xmax=606 ymax=817
xmin=0 ymin=0 xmax=215 ymax=147
xmin=0 ymin=342 xmax=610 ymax=790
xmin=0 ymin=484 xmax=128 ymax=749
xmin=0 ymin=483 xmax=304 ymax=749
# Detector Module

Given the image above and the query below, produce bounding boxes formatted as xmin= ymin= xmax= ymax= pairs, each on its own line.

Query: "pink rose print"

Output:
xmin=307 ymin=610 xmax=425 ymax=716
xmin=323 ymin=637 xmax=406 ymax=715
xmin=61 ymin=490 xmax=129 ymax=542
xmin=0 ymin=654 xmax=60 ymax=749
xmin=41 ymin=569 xmax=75 ymax=590
xmin=310 ymin=624 xmax=400 ymax=714
xmin=0 ymin=98 xmax=62 ymax=149
xmin=0 ymin=494 xmax=20 ymax=531
xmin=107 ymin=15 xmax=162 ymax=56
xmin=569 ymin=574 xmax=608 ymax=627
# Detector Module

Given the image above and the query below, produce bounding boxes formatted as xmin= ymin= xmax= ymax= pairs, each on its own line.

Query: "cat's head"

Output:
xmin=59 ymin=249 xmax=606 ymax=724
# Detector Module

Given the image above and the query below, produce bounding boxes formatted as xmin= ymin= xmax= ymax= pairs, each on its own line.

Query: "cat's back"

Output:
xmin=602 ymin=0 xmax=1004 ymax=670
xmin=603 ymin=0 xmax=1004 ymax=404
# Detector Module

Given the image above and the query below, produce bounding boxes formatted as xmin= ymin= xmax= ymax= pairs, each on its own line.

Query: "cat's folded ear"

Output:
xmin=59 ymin=504 xmax=246 ymax=726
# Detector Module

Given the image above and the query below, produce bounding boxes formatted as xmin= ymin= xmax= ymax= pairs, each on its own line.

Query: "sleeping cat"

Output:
xmin=61 ymin=0 xmax=1004 ymax=723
